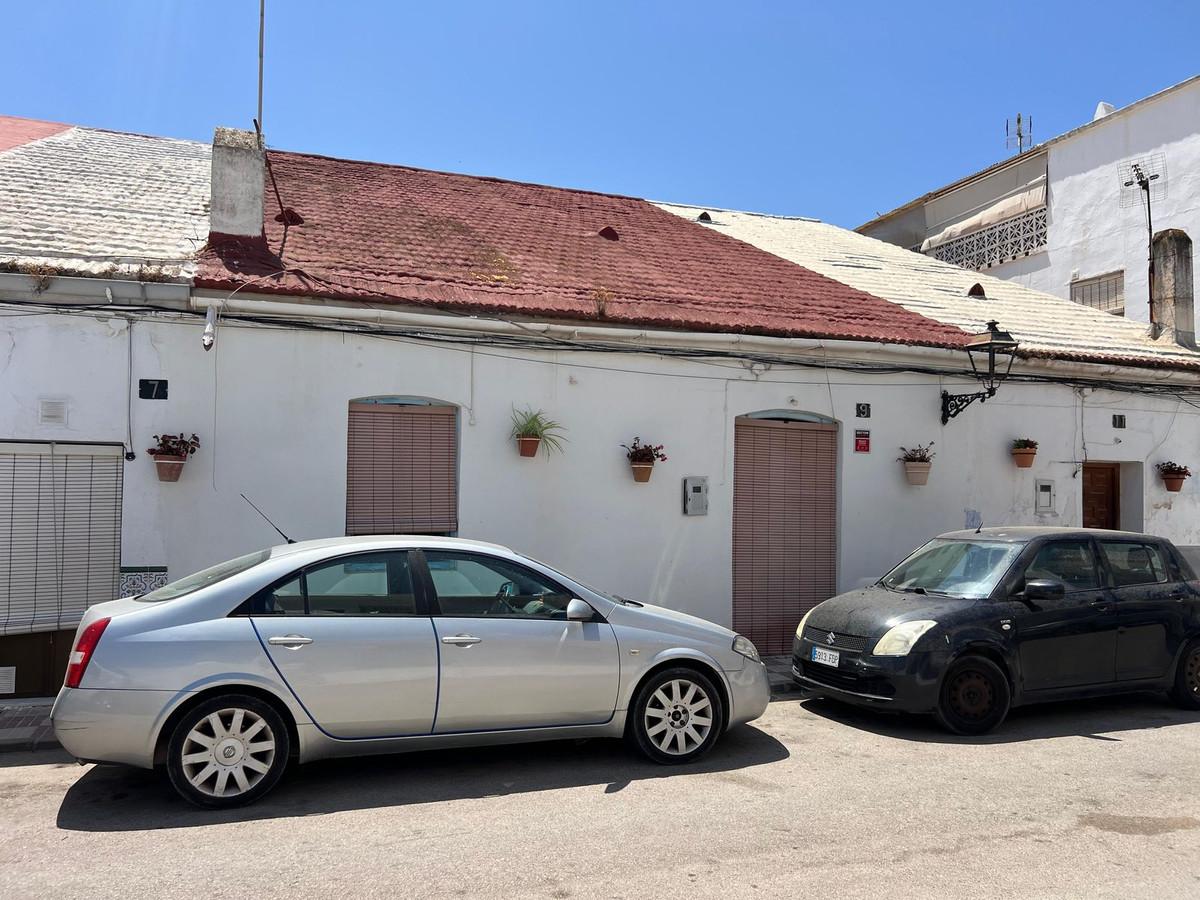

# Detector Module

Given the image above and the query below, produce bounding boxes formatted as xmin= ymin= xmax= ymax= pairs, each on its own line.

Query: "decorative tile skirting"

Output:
xmin=119 ymin=566 xmax=168 ymax=597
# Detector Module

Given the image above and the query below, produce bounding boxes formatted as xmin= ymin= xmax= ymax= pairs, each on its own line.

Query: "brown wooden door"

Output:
xmin=1082 ymin=463 xmax=1120 ymax=530
xmin=732 ymin=418 xmax=837 ymax=656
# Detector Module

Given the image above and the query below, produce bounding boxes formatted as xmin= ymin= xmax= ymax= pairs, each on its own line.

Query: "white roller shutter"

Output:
xmin=0 ymin=442 xmax=124 ymax=635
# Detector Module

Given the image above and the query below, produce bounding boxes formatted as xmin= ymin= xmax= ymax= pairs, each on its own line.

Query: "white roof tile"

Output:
xmin=0 ymin=121 xmax=210 ymax=279
xmin=657 ymin=202 xmax=1200 ymax=370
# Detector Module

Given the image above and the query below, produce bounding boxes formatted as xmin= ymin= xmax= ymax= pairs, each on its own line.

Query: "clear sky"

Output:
xmin=4 ymin=1 xmax=1198 ymax=227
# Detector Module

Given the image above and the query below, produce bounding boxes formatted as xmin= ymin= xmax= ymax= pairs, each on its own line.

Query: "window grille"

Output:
xmin=1070 ymin=271 xmax=1125 ymax=316
xmin=0 ymin=443 xmax=124 ymax=635
xmin=926 ymin=207 xmax=1047 ymax=271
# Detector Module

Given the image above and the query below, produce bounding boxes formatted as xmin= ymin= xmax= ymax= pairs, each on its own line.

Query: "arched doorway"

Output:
xmin=732 ymin=412 xmax=838 ymax=655
xmin=346 ymin=397 xmax=459 ymax=536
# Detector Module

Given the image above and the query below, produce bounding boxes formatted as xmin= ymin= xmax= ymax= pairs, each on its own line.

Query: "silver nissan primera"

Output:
xmin=52 ymin=536 xmax=769 ymax=807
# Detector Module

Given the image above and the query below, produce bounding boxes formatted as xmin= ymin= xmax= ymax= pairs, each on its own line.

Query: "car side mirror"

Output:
xmin=1023 ymin=579 xmax=1066 ymax=602
xmin=566 ymin=598 xmax=594 ymax=621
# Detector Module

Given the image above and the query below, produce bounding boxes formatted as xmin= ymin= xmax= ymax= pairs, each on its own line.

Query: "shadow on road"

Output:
xmin=56 ymin=724 xmax=788 ymax=832
xmin=799 ymin=691 xmax=1200 ymax=744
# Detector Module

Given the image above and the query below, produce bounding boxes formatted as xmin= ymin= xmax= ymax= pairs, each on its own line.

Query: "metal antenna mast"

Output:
xmin=257 ymin=0 xmax=265 ymax=140
xmin=1119 ymin=154 xmax=1168 ymax=324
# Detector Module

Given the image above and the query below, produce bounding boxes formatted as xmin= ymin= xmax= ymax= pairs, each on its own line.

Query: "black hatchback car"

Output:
xmin=793 ymin=527 xmax=1200 ymax=734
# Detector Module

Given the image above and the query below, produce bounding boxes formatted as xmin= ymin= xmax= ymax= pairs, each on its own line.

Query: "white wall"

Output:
xmin=5 ymin=306 xmax=1200 ymax=630
xmin=981 ymin=84 xmax=1200 ymax=323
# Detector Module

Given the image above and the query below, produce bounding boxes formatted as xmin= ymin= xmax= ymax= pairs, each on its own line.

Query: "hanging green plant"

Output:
xmin=510 ymin=407 xmax=568 ymax=458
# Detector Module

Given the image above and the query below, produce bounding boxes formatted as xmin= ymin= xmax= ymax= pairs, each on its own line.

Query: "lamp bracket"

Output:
xmin=941 ymin=388 xmax=996 ymax=425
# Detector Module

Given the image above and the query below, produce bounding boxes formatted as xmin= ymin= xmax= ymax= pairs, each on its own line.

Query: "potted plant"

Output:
xmin=1157 ymin=461 xmax=1191 ymax=493
xmin=1011 ymin=438 xmax=1038 ymax=468
xmin=622 ymin=437 xmax=667 ymax=483
xmin=510 ymin=407 xmax=567 ymax=458
xmin=147 ymin=432 xmax=200 ymax=482
xmin=898 ymin=442 xmax=935 ymax=486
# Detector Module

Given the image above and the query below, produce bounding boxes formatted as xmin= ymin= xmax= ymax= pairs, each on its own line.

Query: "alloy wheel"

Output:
xmin=180 ymin=707 xmax=277 ymax=798
xmin=642 ymin=678 xmax=714 ymax=756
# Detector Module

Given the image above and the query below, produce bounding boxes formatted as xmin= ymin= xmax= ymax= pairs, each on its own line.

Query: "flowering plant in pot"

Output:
xmin=510 ymin=407 xmax=567 ymax=458
xmin=147 ymin=432 xmax=200 ymax=482
xmin=1156 ymin=461 xmax=1191 ymax=493
xmin=622 ymin=437 xmax=667 ymax=483
xmin=898 ymin=442 xmax=935 ymax=486
xmin=1011 ymin=438 xmax=1038 ymax=468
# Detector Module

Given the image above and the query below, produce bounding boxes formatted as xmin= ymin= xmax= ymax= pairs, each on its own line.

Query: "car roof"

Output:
xmin=937 ymin=526 xmax=1157 ymax=544
xmin=267 ymin=535 xmax=514 ymax=558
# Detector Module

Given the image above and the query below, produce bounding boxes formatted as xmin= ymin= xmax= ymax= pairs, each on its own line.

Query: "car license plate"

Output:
xmin=811 ymin=646 xmax=839 ymax=667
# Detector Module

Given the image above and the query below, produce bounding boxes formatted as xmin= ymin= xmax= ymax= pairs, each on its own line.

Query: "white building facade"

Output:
xmin=859 ymin=76 xmax=1200 ymax=327
xmin=4 ymin=116 xmax=1200 ymax=697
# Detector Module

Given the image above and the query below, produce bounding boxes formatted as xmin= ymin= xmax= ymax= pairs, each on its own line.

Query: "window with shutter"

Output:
xmin=0 ymin=442 xmax=124 ymax=635
xmin=346 ymin=402 xmax=459 ymax=536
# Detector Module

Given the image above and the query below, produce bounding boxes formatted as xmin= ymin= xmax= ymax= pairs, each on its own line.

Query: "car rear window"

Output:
xmin=136 ymin=550 xmax=271 ymax=602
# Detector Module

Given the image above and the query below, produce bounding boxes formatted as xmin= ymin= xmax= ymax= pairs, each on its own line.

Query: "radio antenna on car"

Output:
xmin=241 ymin=493 xmax=296 ymax=544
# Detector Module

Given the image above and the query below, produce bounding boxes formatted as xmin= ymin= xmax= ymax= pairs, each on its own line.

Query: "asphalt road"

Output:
xmin=3 ymin=693 xmax=1200 ymax=899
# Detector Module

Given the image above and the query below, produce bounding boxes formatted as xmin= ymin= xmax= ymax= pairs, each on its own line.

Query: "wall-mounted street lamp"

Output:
xmin=941 ymin=319 xmax=1019 ymax=424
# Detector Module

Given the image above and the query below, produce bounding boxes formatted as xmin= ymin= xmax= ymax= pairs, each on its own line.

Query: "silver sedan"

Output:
xmin=52 ymin=536 xmax=770 ymax=807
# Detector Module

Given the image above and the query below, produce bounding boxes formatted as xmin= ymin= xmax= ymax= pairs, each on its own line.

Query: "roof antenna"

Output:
xmin=241 ymin=493 xmax=295 ymax=544
xmin=975 ymin=518 xmax=984 ymax=534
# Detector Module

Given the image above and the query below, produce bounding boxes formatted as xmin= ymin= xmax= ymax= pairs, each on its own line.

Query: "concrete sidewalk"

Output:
xmin=0 ymin=656 xmax=796 ymax=754
xmin=0 ymin=699 xmax=57 ymax=753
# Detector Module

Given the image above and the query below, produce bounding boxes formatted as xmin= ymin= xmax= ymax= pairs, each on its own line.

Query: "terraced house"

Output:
xmin=2 ymin=113 xmax=1200 ymax=696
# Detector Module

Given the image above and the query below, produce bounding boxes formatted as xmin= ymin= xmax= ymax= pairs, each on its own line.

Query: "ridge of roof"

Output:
xmin=857 ymin=73 xmax=1200 ymax=231
xmin=0 ymin=112 xmax=209 ymax=150
xmin=268 ymin=146 xmax=647 ymax=205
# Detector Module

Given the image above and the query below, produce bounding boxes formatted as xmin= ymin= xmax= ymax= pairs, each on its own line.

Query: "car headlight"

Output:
xmin=732 ymin=634 xmax=761 ymax=663
xmin=872 ymin=620 xmax=937 ymax=656
xmin=795 ymin=607 xmax=815 ymax=639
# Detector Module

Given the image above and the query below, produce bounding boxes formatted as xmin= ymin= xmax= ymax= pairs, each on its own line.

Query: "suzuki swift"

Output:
xmin=793 ymin=527 xmax=1200 ymax=734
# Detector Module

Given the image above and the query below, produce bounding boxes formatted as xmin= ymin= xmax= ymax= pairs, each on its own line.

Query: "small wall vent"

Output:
xmin=697 ymin=211 xmax=713 ymax=223
xmin=39 ymin=399 xmax=68 ymax=426
xmin=0 ymin=666 xmax=15 ymax=695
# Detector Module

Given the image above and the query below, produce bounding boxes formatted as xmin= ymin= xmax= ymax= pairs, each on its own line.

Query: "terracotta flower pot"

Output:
xmin=1163 ymin=474 xmax=1187 ymax=493
xmin=631 ymin=462 xmax=654 ymax=483
xmin=153 ymin=454 xmax=187 ymax=482
xmin=516 ymin=436 xmax=541 ymax=458
xmin=1011 ymin=448 xmax=1036 ymax=468
xmin=903 ymin=461 xmax=931 ymax=486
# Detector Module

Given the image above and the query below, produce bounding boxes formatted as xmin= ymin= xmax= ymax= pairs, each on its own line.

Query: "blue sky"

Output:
xmin=4 ymin=1 xmax=1198 ymax=227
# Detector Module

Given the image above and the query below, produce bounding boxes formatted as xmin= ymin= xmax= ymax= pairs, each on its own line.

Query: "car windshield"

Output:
xmin=879 ymin=539 xmax=1023 ymax=599
xmin=135 ymin=549 xmax=271 ymax=602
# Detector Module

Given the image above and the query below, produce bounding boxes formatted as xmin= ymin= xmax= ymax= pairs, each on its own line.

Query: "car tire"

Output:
xmin=166 ymin=694 xmax=290 ymax=809
xmin=628 ymin=667 xmax=724 ymax=765
xmin=1170 ymin=638 xmax=1200 ymax=710
xmin=934 ymin=656 xmax=1011 ymax=736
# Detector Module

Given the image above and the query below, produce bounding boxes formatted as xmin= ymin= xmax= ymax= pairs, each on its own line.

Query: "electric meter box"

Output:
xmin=683 ymin=476 xmax=709 ymax=516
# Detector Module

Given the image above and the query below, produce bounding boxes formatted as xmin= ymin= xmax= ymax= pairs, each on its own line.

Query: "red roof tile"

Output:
xmin=0 ymin=115 xmax=71 ymax=153
xmin=196 ymin=150 xmax=969 ymax=348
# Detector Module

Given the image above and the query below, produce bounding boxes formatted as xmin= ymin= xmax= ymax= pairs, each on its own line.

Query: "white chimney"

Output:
xmin=1093 ymin=101 xmax=1115 ymax=121
xmin=209 ymin=127 xmax=264 ymax=238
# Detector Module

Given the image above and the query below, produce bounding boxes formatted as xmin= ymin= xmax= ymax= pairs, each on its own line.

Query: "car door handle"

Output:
xmin=268 ymin=634 xmax=313 ymax=649
xmin=441 ymin=634 xmax=482 ymax=647
xmin=1089 ymin=599 xmax=1113 ymax=610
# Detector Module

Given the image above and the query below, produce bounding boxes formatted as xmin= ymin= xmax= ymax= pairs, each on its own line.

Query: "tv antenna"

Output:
xmin=1119 ymin=154 xmax=1168 ymax=325
xmin=1005 ymin=114 xmax=1033 ymax=154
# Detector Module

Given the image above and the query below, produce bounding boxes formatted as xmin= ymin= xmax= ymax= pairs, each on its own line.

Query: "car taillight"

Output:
xmin=65 ymin=617 xmax=111 ymax=688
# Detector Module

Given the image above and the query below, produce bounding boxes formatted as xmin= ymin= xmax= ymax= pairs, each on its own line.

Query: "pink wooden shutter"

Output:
xmin=732 ymin=418 xmax=837 ymax=655
xmin=346 ymin=403 xmax=458 ymax=535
